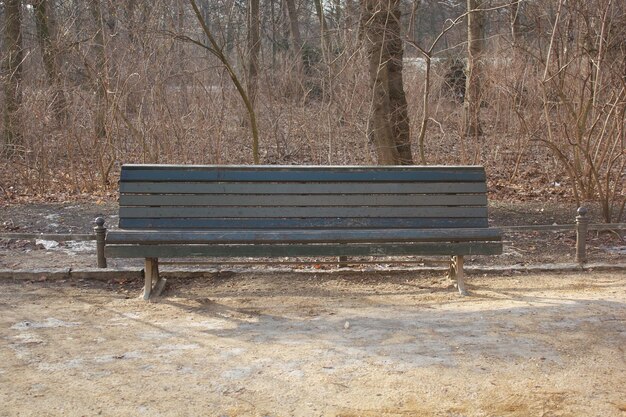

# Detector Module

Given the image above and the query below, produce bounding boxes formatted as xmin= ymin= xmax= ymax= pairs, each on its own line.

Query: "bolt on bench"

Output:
xmin=97 ymin=164 xmax=502 ymax=299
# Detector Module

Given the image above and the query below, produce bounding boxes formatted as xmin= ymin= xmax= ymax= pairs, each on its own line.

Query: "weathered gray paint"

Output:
xmin=119 ymin=217 xmax=489 ymax=230
xmin=121 ymin=167 xmax=486 ymax=182
xmin=119 ymin=206 xmax=488 ymax=219
xmin=107 ymin=165 xmax=503 ymax=292
xmin=106 ymin=228 xmax=502 ymax=244
xmin=105 ymin=242 xmax=503 ymax=258
xmin=120 ymin=194 xmax=488 ymax=207
xmin=120 ymin=182 xmax=488 ymax=195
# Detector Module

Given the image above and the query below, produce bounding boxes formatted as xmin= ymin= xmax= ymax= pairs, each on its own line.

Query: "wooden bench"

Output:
xmin=101 ymin=164 xmax=502 ymax=299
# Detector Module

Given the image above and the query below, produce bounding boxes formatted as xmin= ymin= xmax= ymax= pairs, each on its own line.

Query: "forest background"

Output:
xmin=0 ymin=0 xmax=624 ymax=223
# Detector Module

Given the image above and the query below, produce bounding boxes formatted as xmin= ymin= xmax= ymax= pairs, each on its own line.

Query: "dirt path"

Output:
xmin=1 ymin=271 xmax=625 ymax=416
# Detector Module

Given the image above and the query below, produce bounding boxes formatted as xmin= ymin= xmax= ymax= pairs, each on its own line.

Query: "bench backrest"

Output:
xmin=118 ymin=165 xmax=490 ymax=230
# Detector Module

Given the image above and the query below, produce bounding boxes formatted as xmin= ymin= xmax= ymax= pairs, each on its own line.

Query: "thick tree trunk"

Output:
xmin=386 ymin=8 xmax=412 ymax=164
xmin=2 ymin=0 xmax=24 ymax=153
xmin=464 ymin=0 xmax=484 ymax=137
xmin=362 ymin=0 xmax=413 ymax=165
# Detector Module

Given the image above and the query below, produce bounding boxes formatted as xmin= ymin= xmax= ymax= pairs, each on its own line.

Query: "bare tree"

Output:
xmin=2 ymin=0 xmax=24 ymax=153
xmin=538 ymin=0 xmax=626 ymax=221
xmin=186 ymin=0 xmax=260 ymax=164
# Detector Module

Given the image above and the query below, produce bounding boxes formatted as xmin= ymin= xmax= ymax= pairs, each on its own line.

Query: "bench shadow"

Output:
xmin=35 ymin=276 xmax=626 ymax=368
xmin=149 ymin=278 xmax=626 ymax=366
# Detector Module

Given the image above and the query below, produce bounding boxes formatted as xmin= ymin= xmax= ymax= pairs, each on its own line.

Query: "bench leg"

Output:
xmin=143 ymin=258 xmax=167 ymax=300
xmin=450 ymin=255 xmax=468 ymax=296
xmin=143 ymin=258 xmax=158 ymax=300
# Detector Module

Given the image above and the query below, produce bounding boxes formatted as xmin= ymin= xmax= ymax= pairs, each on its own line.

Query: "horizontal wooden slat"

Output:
xmin=119 ymin=194 xmax=487 ymax=207
xmin=105 ymin=242 xmax=503 ymax=258
xmin=122 ymin=164 xmax=485 ymax=171
xmin=106 ymin=228 xmax=502 ymax=244
xmin=121 ymin=167 xmax=486 ymax=182
xmin=119 ymin=206 xmax=488 ymax=219
xmin=119 ymin=217 xmax=489 ymax=229
xmin=119 ymin=182 xmax=488 ymax=195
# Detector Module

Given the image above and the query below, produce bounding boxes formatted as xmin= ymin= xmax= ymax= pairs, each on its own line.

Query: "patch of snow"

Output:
xmin=11 ymin=318 xmax=80 ymax=330
xmin=35 ymin=239 xmax=59 ymax=249
xmin=62 ymin=240 xmax=95 ymax=253
xmin=601 ymin=245 xmax=626 ymax=255
xmin=218 ymin=347 xmax=246 ymax=360
xmin=189 ymin=318 xmax=237 ymax=330
xmin=38 ymin=358 xmax=84 ymax=371
xmin=138 ymin=331 xmax=173 ymax=341
xmin=12 ymin=333 xmax=45 ymax=344
xmin=221 ymin=367 xmax=253 ymax=380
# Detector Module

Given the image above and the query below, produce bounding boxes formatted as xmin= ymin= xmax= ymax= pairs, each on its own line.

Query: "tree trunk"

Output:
xmin=464 ymin=0 xmax=484 ymax=137
xmin=225 ymin=0 xmax=237 ymax=54
xmin=362 ymin=0 xmax=413 ymax=165
xmin=314 ymin=0 xmax=330 ymax=55
xmin=314 ymin=0 xmax=329 ymax=34
xmin=2 ymin=0 xmax=24 ymax=153
xmin=248 ymin=0 xmax=260 ymax=106
xmin=34 ymin=0 xmax=69 ymax=124
xmin=285 ymin=0 xmax=302 ymax=51
xmin=387 ymin=6 xmax=412 ymax=164
xmin=188 ymin=0 xmax=260 ymax=164
xmin=510 ymin=0 xmax=522 ymax=46
xmin=89 ymin=0 xmax=108 ymax=142
xmin=345 ymin=0 xmax=356 ymax=40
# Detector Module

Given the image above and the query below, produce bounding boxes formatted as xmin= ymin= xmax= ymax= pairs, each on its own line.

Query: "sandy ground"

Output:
xmin=1 ymin=271 xmax=625 ymax=417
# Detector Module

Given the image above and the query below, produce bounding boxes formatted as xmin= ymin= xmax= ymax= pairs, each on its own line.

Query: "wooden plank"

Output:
xmin=119 ymin=206 xmax=488 ymax=219
xmin=105 ymin=241 xmax=504 ymax=258
xmin=106 ymin=228 xmax=502 ymax=244
xmin=119 ymin=217 xmax=489 ymax=229
xmin=119 ymin=182 xmax=488 ymax=195
xmin=121 ymin=167 xmax=486 ymax=182
xmin=119 ymin=194 xmax=488 ymax=207
xmin=122 ymin=164 xmax=485 ymax=170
